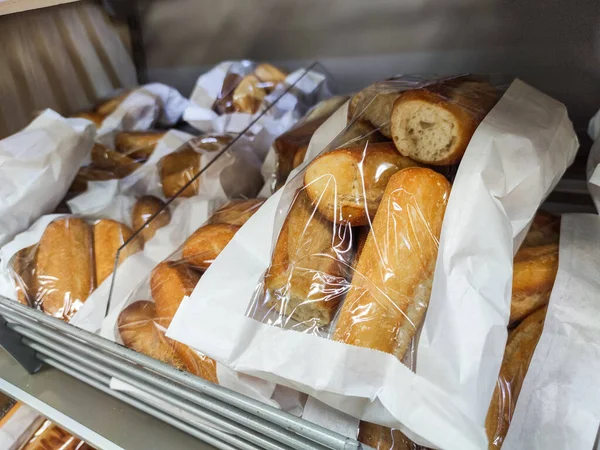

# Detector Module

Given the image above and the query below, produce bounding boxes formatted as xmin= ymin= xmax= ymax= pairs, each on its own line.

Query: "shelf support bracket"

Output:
xmin=0 ymin=316 xmax=43 ymax=374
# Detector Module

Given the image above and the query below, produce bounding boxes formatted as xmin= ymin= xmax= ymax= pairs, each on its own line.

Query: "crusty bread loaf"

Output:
xmin=22 ymin=420 xmax=94 ymax=450
xmin=131 ymin=196 xmax=171 ymax=243
xmin=90 ymin=143 xmax=141 ymax=177
xmin=95 ymin=90 xmax=130 ymax=116
xmin=208 ymin=199 xmax=265 ymax=226
xmin=358 ymin=422 xmax=418 ymax=450
xmin=486 ymin=307 xmax=547 ymax=450
xmin=150 ymin=261 xmax=201 ymax=328
xmin=118 ymin=300 xmax=186 ymax=370
xmin=71 ymin=111 xmax=104 ymax=127
xmin=390 ymin=78 xmax=499 ymax=165
xmin=232 ymin=74 xmax=267 ymax=114
xmin=32 ymin=218 xmax=95 ymax=319
xmin=333 ymin=168 xmax=450 ymax=358
xmin=182 ymin=224 xmax=240 ymax=271
xmin=264 ymin=190 xmax=352 ymax=326
xmin=160 ymin=147 xmax=201 ymax=198
xmin=115 ymin=131 xmax=166 ymax=161
xmin=510 ymin=244 xmax=558 ymax=325
xmin=93 ymin=219 xmax=142 ymax=286
xmin=12 ymin=246 xmax=35 ymax=306
xmin=522 ymin=211 xmax=560 ymax=247
xmin=304 ymin=142 xmax=420 ymax=226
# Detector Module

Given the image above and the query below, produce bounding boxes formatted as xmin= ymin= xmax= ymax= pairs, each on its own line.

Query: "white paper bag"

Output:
xmin=0 ymin=110 xmax=94 ymax=246
xmin=587 ymin=109 xmax=600 ymax=212
xmin=168 ymin=78 xmax=578 ymax=450
xmin=503 ymin=214 xmax=600 ymax=450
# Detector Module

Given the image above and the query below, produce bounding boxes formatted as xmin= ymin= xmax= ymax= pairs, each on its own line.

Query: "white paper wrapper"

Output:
xmin=168 ymin=78 xmax=578 ymax=450
xmin=0 ymin=403 xmax=44 ymax=450
xmin=503 ymin=214 xmax=600 ymax=450
xmin=0 ymin=110 xmax=94 ymax=247
xmin=183 ymin=61 xmax=329 ymax=160
xmin=96 ymin=82 xmax=189 ymax=147
xmin=587 ymin=109 xmax=600 ymax=212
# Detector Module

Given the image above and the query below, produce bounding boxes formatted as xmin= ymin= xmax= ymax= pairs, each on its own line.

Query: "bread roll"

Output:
xmin=349 ymin=86 xmax=402 ymax=138
xmin=131 ymin=196 xmax=171 ymax=243
xmin=12 ymin=246 xmax=35 ymax=306
xmin=118 ymin=300 xmax=185 ymax=370
xmin=304 ymin=142 xmax=419 ymax=226
xmin=358 ymin=422 xmax=419 ymax=450
xmin=390 ymin=78 xmax=499 ymax=165
xmin=93 ymin=220 xmax=142 ymax=286
xmin=264 ymin=190 xmax=352 ymax=326
xmin=71 ymin=111 xmax=104 ymax=127
xmin=95 ymin=90 xmax=130 ymax=116
xmin=182 ymin=224 xmax=240 ymax=271
xmin=510 ymin=244 xmax=558 ymax=324
xmin=233 ymin=74 xmax=266 ymax=114
xmin=90 ymin=143 xmax=141 ymax=177
xmin=160 ymin=147 xmax=201 ymax=198
xmin=486 ymin=307 xmax=547 ymax=449
xmin=208 ymin=199 xmax=265 ymax=226
xmin=115 ymin=131 xmax=166 ymax=161
xmin=333 ymin=168 xmax=450 ymax=358
xmin=522 ymin=211 xmax=560 ymax=247
xmin=150 ymin=261 xmax=201 ymax=328
xmin=22 ymin=420 xmax=94 ymax=450
xmin=32 ymin=218 xmax=95 ymax=319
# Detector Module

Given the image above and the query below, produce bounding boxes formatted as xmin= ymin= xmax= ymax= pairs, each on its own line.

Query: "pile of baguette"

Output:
xmin=116 ymin=199 xmax=264 ymax=384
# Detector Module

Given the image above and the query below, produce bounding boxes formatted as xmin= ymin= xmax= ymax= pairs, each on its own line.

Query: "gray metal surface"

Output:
xmin=0 ymin=296 xmax=363 ymax=450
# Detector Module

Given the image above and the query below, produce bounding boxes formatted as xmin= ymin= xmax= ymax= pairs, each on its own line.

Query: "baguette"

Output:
xmin=333 ymin=168 xmax=450 ymax=358
xmin=131 ymin=196 xmax=171 ymax=243
xmin=390 ymin=78 xmax=499 ymax=165
xmin=486 ymin=307 xmax=548 ymax=449
xmin=264 ymin=190 xmax=352 ymax=326
xmin=522 ymin=211 xmax=560 ymax=247
xmin=93 ymin=219 xmax=142 ymax=286
xmin=182 ymin=224 xmax=240 ymax=271
xmin=115 ymin=131 xmax=166 ymax=161
xmin=32 ymin=218 xmax=95 ymax=319
xmin=304 ymin=142 xmax=419 ymax=225
xmin=510 ymin=244 xmax=558 ymax=324
xmin=118 ymin=300 xmax=186 ymax=370
xmin=358 ymin=422 xmax=418 ymax=450
xmin=12 ymin=246 xmax=35 ymax=306
xmin=150 ymin=261 xmax=201 ymax=328
xmin=208 ymin=199 xmax=265 ymax=226
xmin=90 ymin=143 xmax=141 ymax=177
xmin=160 ymin=147 xmax=201 ymax=198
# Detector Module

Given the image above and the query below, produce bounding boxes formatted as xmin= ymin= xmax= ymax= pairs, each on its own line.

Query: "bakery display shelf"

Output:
xmin=0 ymin=297 xmax=363 ymax=450
xmin=0 ymin=0 xmax=80 ymax=16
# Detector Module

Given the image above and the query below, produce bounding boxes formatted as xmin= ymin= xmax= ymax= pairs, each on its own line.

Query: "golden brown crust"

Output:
xmin=486 ymin=307 xmax=547 ymax=449
xmin=93 ymin=220 xmax=142 ymax=286
xmin=358 ymin=422 xmax=418 ymax=450
xmin=71 ymin=111 xmax=104 ymax=127
xmin=510 ymin=244 xmax=558 ymax=325
xmin=232 ymin=74 xmax=266 ymax=114
xmin=114 ymin=131 xmax=166 ymax=161
xmin=159 ymin=147 xmax=201 ymax=198
xmin=12 ymin=245 xmax=36 ymax=306
xmin=304 ymin=142 xmax=420 ymax=226
xmin=333 ymin=168 xmax=450 ymax=359
xmin=22 ymin=420 xmax=94 ymax=450
xmin=522 ymin=211 xmax=560 ymax=247
xmin=90 ymin=143 xmax=141 ymax=177
xmin=391 ymin=79 xmax=498 ymax=165
xmin=188 ymin=134 xmax=233 ymax=153
xmin=208 ymin=199 xmax=265 ymax=227
xmin=32 ymin=218 xmax=95 ymax=319
xmin=264 ymin=190 xmax=352 ymax=326
xmin=181 ymin=224 xmax=240 ymax=271
xmin=70 ymin=166 xmax=122 ymax=194
xmin=150 ymin=261 xmax=201 ymax=328
xmin=118 ymin=300 xmax=186 ymax=370
xmin=171 ymin=340 xmax=218 ymax=384
xmin=94 ymin=90 xmax=130 ymax=116
xmin=254 ymin=63 xmax=287 ymax=91
xmin=131 ymin=196 xmax=171 ymax=243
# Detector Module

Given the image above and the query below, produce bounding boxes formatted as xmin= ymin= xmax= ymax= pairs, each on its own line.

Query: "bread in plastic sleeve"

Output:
xmin=522 ymin=211 xmax=560 ymax=247
xmin=12 ymin=246 xmax=35 ymax=306
xmin=333 ymin=167 xmax=450 ymax=358
xmin=90 ymin=143 xmax=141 ymax=176
xmin=115 ymin=131 xmax=166 ymax=161
xmin=214 ymin=72 xmax=243 ymax=114
xmin=21 ymin=419 xmax=94 ymax=450
xmin=32 ymin=218 xmax=95 ymax=319
xmin=264 ymin=190 xmax=353 ymax=327
xmin=390 ymin=78 xmax=499 ymax=165
xmin=70 ymin=166 xmax=120 ymax=194
xmin=232 ymin=74 xmax=267 ymax=114
xmin=150 ymin=261 xmax=201 ymax=328
xmin=118 ymin=300 xmax=185 ymax=370
xmin=254 ymin=63 xmax=287 ymax=90
xmin=510 ymin=243 xmax=558 ymax=324
xmin=358 ymin=422 xmax=420 ymax=450
xmin=160 ymin=147 xmax=201 ymax=198
xmin=349 ymin=88 xmax=402 ymax=138
xmin=304 ymin=142 xmax=420 ymax=226
xmin=131 ymin=196 xmax=171 ymax=243
xmin=93 ymin=219 xmax=142 ymax=286
xmin=208 ymin=199 xmax=265 ymax=227
xmin=485 ymin=306 xmax=548 ymax=449
xmin=181 ymin=224 xmax=240 ymax=271
xmin=170 ymin=339 xmax=218 ymax=383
